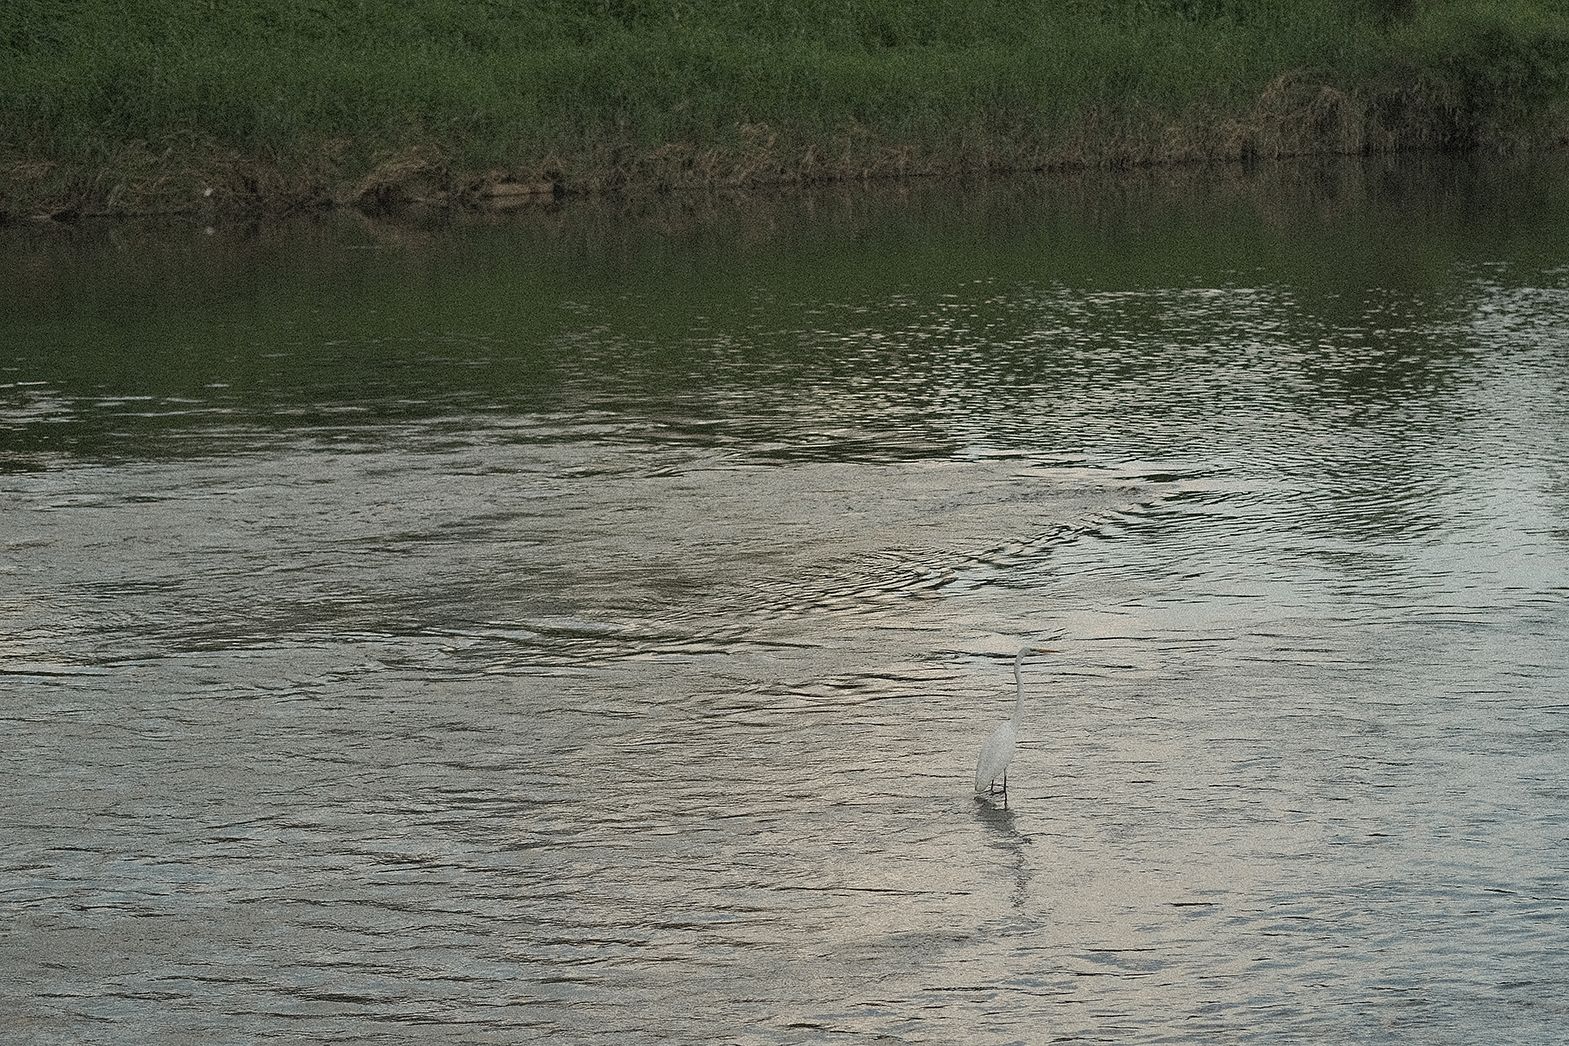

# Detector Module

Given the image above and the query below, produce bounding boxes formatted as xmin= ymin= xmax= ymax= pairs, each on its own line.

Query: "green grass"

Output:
xmin=3 ymin=1 xmax=1568 ymax=217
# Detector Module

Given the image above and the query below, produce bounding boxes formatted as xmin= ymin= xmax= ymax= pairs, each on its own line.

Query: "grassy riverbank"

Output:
xmin=3 ymin=1 xmax=1568 ymax=219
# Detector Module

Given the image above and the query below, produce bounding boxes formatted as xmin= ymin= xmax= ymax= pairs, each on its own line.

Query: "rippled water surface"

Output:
xmin=4 ymin=161 xmax=1568 ymax=1044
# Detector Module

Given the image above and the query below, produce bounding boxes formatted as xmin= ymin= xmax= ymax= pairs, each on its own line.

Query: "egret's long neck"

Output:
xmin=1012 ymin=647 xmax=1027 ymax=725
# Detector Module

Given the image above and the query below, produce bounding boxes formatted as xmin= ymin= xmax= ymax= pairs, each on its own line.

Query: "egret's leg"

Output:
xmin=1002 ymin=769 xmax=1007 ymax=795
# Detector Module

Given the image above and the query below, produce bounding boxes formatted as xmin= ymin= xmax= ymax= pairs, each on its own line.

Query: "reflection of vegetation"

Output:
xmin=3 ymin=158 xmax=1563 ymax=432
xmin=2 ymin=1 xmax=1568 ymax=218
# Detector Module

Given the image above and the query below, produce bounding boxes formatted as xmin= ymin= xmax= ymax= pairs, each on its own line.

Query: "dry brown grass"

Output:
xmin=2 ymin=72 xmax=1564 ymax=226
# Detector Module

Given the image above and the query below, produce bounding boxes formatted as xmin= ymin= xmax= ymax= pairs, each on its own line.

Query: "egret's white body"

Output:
xmin=974 ymin=719 xmax=1017 ymax=793
xmin=975 ymin=646 xmax=1046 ymax=796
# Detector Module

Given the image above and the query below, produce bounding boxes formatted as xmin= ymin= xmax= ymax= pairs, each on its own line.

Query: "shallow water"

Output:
xmin=3 ymin=160 xmax=1568 ymax=1044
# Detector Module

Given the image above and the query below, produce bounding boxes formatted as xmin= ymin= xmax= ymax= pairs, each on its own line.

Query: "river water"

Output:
xmin=3 ymin=160 xmax=1567 ymax=1044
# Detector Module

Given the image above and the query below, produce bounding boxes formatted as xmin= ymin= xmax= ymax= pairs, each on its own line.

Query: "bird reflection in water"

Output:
xmin=973 ymin=795 xmax=1033 ymax=913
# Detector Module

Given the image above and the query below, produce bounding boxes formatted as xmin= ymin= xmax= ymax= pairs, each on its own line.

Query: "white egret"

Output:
xmin=975 ymin=645 xmax=1053 ymax=799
